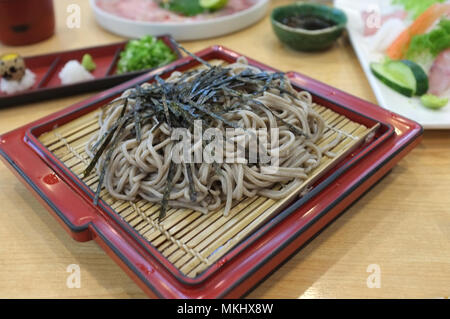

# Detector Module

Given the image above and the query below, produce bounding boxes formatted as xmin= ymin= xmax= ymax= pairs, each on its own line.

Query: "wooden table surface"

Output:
xmin=0 ymin=0 xmax=449 ymax=299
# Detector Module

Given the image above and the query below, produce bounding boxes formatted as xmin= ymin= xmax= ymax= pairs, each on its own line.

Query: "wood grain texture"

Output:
xmin=0 ymin=0 xmax=449 ymax=299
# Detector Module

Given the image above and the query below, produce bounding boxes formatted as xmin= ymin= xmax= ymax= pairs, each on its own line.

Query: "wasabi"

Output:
xmin=420 ymin=93 xmax=449 ymax=109
xmin=81 ymin=54 xmax=96 ymax=72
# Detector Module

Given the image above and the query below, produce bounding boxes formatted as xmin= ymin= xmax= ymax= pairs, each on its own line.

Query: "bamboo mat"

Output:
xmin=37 ymin=62 xmax=378 ymax=277
xmin=38 ymin=103 xmax=376 ymax=278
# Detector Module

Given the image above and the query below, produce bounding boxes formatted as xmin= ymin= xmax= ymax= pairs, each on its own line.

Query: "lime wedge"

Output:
xmin=199 ymin=0 xmax=228 ymax=10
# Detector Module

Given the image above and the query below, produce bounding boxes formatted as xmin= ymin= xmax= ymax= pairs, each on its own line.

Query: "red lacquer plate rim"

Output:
xmin=23 ymin=46 xmax=394 ymax=283
xmin=0 ymin=45 xmax=423 ymax=298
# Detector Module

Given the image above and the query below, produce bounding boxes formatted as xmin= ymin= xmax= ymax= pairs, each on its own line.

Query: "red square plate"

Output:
xmin=0 ymin=35 xmax=181 ymax=107
xmin=0 ymin=46 xmax=422 ymax=298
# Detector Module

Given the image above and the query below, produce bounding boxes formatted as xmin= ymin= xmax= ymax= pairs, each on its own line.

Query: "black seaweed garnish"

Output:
xmin=84 ymin=41 xmax=308 ymax=220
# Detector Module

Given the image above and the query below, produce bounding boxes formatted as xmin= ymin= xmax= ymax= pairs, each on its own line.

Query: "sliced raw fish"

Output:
xmin=361 ymin=10 xmax=407 ymax=36
xmin=369 ymin=18 xmax=406 ymax=52
xmin=428 ymin=49 xmax=450 ymax=95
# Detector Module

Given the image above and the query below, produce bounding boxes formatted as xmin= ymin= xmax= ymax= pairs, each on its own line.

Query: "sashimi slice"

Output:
xmin=428 ymin=49 xmax=450 ymax=95
xmin=369 ymin=18 xmax=406 ymax=52
xmin=361 ymin=10 xmax=407 ymax=36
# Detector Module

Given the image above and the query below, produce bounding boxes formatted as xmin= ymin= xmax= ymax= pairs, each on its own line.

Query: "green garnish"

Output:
xmin=400 ymin=60 xmax=429 ymax=96
xmin=117 ymin=36 xmax=177 ymax=74
xmin=160 ymin=0 xmax=206 ymax=16
xmin=370 ymin=59 xmax=430 ymax=97
xmin=199 ymin=0 xmax=228 ymax=10
xmin=420 ymin=94 xmax=449 ymax=109
xmin=81 ymin=54 xmax=96 ymax=72
xmin=160 ymin=0 xmax=228 ymax=16
xmin=392 ymin=0 xmax=445 ymax=19
xmin=406 ymin=19 xmax=450 ymax=66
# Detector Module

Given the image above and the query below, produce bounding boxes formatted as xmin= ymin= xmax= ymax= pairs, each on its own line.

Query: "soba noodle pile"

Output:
xmin=85 ymin=56 xmax=339 ymax=219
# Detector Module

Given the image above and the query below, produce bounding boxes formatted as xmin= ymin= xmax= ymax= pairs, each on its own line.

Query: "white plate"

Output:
xmin=335 ymin=0 xmax=450 ymax=129
xmin=90 ymin=0 xmax=269 ymax=41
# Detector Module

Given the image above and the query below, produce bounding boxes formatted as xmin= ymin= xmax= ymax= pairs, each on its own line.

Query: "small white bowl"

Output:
xmin=90 ymin=0 xmax=270 ymax=41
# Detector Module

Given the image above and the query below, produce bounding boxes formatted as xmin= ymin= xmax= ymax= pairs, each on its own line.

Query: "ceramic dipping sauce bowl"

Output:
xmin=271 ymin=2 xmax=347 ymax=52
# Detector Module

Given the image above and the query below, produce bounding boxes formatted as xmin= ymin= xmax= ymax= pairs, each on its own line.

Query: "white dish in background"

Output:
xmin=90 ymin=0 xmax=269 ymax=41
xmin=335 ymin=0 xmax=450 ymax=129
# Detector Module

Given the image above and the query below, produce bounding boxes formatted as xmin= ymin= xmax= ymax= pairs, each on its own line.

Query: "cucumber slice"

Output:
xmin=400 ymin=60 xmax=429 ymax=96
xmin=370 ymin=61 xmax=415 ymax=97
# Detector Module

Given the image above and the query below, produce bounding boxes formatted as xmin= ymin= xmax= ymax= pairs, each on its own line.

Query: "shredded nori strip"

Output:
xmin=134 ymin=100 xmax=142 ymax=143
xmin=185 ymin=163 xmax=197 ymax=202
xmin=93 ymin=112 xmax=131 ymax=205
xmin=84 ymin=99 xmax=128 ymax=178
xmin=160 ymin=161 xmax=176 ymax=221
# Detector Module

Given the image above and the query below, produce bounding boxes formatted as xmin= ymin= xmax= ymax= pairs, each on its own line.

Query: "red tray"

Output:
xmin=0 ymin=46 xmax=422 ymax=298
xmin=0 ymin=35 xmax=181 ymax=107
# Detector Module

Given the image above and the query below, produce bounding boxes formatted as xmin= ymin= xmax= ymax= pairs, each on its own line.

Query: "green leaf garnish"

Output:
xmin=406 ymin=18 xmax=450 ymax=66
xmin=117 ymin=35 xmax=177 ymax=74
xmin=392 ymin=0 xmax=445 ymax=19
xmin=160 ymin=0 xmax=206 ymax=16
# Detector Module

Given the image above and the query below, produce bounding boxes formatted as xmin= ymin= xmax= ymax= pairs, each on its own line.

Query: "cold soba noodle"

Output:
xmin=85 ymin=56 xmax=340 ymax=219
